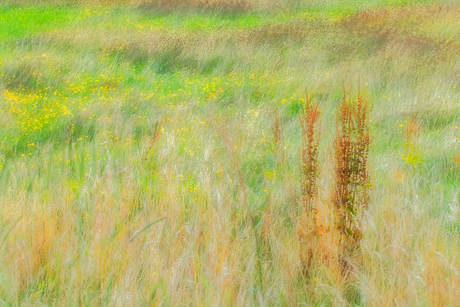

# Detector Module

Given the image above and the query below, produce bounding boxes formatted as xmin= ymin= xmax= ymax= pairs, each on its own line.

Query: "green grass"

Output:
xmin=0 ymin=0 xmax=460 ymax=305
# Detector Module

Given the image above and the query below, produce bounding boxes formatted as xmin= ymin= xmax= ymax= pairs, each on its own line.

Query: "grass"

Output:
xmin=0 ymin=0 xmax=460 ymax=305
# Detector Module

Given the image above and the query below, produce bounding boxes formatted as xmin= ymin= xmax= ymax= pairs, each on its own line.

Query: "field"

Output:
xmin=1 ymin=0 xmax=460 ymax=305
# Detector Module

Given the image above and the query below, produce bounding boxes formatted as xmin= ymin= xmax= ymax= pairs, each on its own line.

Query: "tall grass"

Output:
xmin=0 ymin=1 xmax=459 ymax=306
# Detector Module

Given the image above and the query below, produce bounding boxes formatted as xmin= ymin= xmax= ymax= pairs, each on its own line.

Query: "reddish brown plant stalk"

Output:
xmin=333 ymin=79 xmax=370 ymax=247
xmin=271 ymin=114 xmax=286 ymax=170
xmin=299 ymin=87 xmax=320 ymax=214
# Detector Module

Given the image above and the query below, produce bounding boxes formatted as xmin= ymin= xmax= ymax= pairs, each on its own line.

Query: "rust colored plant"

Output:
xmin=333 ymin=80 xmax=370 ymax=248
xmin=299 ymin=87 xmax=320 ymax=214
xmin=271 ymin=113 xmax=286 ymax=169
xmin=297 ymin=87 xmax=321 ymax=275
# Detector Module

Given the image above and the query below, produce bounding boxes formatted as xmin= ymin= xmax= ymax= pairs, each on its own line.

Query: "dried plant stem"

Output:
xmin=333 ymin=79 xmax=370 ymax=250
xmin=298 ymin=87 xmax=321 ymax=275
xmin=271 ymin=114 xmax=286 ymax=169
xmin=299 ymin=87 xmax=320 ymax=215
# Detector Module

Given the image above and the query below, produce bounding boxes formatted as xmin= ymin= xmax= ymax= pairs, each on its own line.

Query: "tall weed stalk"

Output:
xmin=298 ymin=87 xmax=320 ymax=274
xmin=333 ymin=80 xmax=370 ymax=251
xmin=299 ymin=87 xmax=320 ymax=214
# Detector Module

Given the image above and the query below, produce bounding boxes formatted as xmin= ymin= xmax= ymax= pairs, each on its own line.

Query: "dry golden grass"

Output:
xmin=1 ymin=2 xmax=460 ymax=305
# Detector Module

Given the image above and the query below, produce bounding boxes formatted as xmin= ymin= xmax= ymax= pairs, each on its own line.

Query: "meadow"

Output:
xmin=0 ymin=0 xmax=460 ymax=305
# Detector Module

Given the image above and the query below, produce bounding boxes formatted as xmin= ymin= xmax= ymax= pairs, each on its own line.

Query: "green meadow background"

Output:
xmin=0 ymin=0 xmax=459 ymax=305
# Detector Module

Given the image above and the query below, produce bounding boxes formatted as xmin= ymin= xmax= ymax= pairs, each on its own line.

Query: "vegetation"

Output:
xmin=332 ymin=81 xmax=369 ymax=250
xmin=0 ymin=0 xmax=460 ymax=305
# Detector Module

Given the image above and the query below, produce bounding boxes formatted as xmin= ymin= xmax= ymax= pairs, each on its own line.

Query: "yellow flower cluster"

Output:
xmin=2 ymin=89 xmax=72 ymax=133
